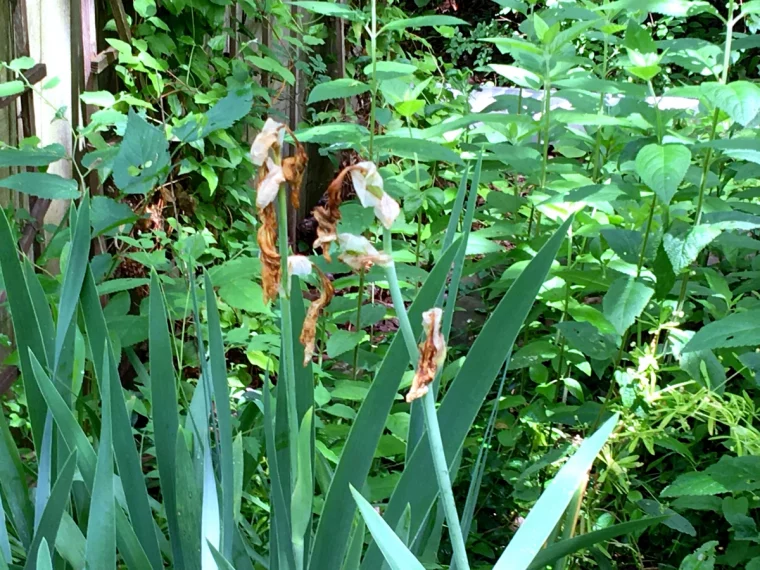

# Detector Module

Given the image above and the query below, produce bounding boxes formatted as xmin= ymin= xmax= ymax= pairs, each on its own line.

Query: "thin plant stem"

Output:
xmin=352 ymin=268 xmax=366 ymax=380
xmin=553 ymin=476 xmax=589 ymax=570
xmin=381 ymin=228 xmax=470 ymax=570
xmin=636 ymin=194 xmax=657 ymax=279
xmin=368 ymin=0 xmax=378 ymax=158
xmin=276 ymin=158 xmax=299 ymax=490
xmin=534 ymin=59 xmax=553 ymax=239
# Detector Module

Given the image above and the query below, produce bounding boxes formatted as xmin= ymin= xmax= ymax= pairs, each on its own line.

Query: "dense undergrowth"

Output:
xmin=1 ymin=0 xmax=760 ymax=568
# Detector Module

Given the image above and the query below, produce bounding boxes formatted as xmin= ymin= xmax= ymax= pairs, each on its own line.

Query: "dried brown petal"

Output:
xmin=257 ymin=203 xmax=281 ymax=304
xmin=312 ymin=166 xmax=354 ymax=261
xmin=282 ymin=141 xmax=308 ymax=210
xmin=406 ymin=308 xmax=446 ymax=403
xmin=299 ymin=268 xmax=334 ymax=366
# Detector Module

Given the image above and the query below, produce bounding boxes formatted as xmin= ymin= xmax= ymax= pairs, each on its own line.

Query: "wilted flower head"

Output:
xmin=282 ymin=142 xmax=307 ymax=209
xmin=250 ymin=118 xmax=285 ymax=166
xmin=337 ymin=233 xmax=391 ymax=272
xmin=406 ymin=308 xmax=446 ymax=403
xmin=257 ymin=204 xmax=280 ymax=304
xmin=299 ymin=266 xmax=334 ymax=366
xmin=313 ymin=168 xmax=351 ymax=261
xmin=350 ymin=161 xmax=400 ymax=229
xmin=287 ymin=255 xmax=313 ymax=278
xmin=256 ymin=158 xmax=286 ymax=209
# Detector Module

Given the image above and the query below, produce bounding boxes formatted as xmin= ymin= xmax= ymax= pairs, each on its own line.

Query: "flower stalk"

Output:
xmin=381 ymin=229 xmax=470 ymax=570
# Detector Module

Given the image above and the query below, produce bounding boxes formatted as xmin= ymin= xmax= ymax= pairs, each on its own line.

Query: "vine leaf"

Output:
xmin=113 ymin=110 xmax=170 ymax=195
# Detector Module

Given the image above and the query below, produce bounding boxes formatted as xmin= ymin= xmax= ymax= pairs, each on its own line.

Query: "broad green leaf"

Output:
xmin=373 ymin=136 xmax=462 ymax=164
xmin=290 ymin=1 xmax=365 ymax=21
xmin=349 ymin=487 xmax=425 ymax=570
xmin=601 ymin=228 xmax=643 ymax=264
xmin=309 ymin=242 xmax=460 ymax=570
xmin=149 ymin=272 xmax=183 ymax=568
xmin=490 ymin=65 xmax=541 ymax=89
xmin=90 ymin=196 xmax=136 ymax=236
xmin=493 ymin=414 xmax=619 ymax=569
xmin=635 ymin=143 xmax=692 ymax=204
xmin=307 ymin=79 xmax=371 ymax=104
xmin=113 ymin=110 xmax=170 ymax=195
xmin=663 ymin=225 xmax=721 ymax=274
xmin=380 ymin=15 xmax=468 ymax=33
xmin=0 ymin=81 xmax=25 ymax=98
xmin=326 ymin=330 xmax=365 ymax=358
xmin=218 ymin=279 xmax=272 ymax=314
xmin=679 ymin=541 xmax=717 ymax=570
xmin=0 ymin=172 xmax=79 ymax=199
xmin=80 ymin=90 xmax=117 ymax=107
xmin=85 ymin=348 xmax=116 ymax=570
xmin=0 ymin=144 xmax=65 ymax=167
xmin=700 ymin=138 xmax=760 ymax=165
xmin=555 ymin=321 xmax=618 ymax=360
xmin=134 ymin=0 xmax=156 ymax=17
xmin=701 ymin=81 xmax=760 ymax=126
xmin=201 ymin=88 xmax=253 ymax=137
xmin=481 ymin=37 xmax=543 ymax=56
xmin=362 ymin=217 xmax=574 ymax=569
xmin=7 ymin=56 xmax=35 ymax=71
xmin=204 ymin=273 xmax=235 ymax=558
xmin=638 ymin=500 xmax=695 ymax=536
xmin=365 ymin=61 xmax=419 ymax=81
xmin=682 ymin=310 xmax=760 ymax=352
xmin=247 ymin=55 xmax=295 ymax=85
xmin=602 ymin=276 xmax=654 ymax=336
xmin=527 ymin=517 xmax=667 ymax=569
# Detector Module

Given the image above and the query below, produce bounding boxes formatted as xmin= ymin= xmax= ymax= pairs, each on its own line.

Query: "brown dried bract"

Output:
xmin=312 ymin=165 xmax=357 ymax=261
xmin=282 ymin=138 xmax=307 ymax=210
xmin=299 ymin=268 xmax=334 ymax=366
xmin=257 ymin=203 xmax=281 ymax=304
xmin=406 ymin=308 xmax=446 ymax=403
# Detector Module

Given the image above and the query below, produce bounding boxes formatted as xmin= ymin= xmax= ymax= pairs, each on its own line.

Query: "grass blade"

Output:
xmin=494 ymin=414 xmax=619 ymax=570
xmin=175 ymin=430 xmax=202 ymax=570
xmin=32 ymin=414 xmax=53 ymax=532
xmin=56 ymin=511 xmax=85 ymax=569
xmin=308 ymin=240 xmax=461 ymax=570
xmin=23 ymin=450 xmax=76 ymax=570
xmin=0 ymin=209 xmax=48 ymax=448
xmin=35 ymin=538 xmax=52 ymax=570
xmin=526 ymin=516 xmax=667 ymax=569
xmin=85 ymin=347 xmax=116 ymax=570
xmin=53 ymin=196 xmax=89 ymax=372
xmin=148 ymin=272 xmax=183 ymax=568
xmin=79 ymin=269 xmax=164 ymax=569
xmin=340 ymin=515 xmax=365 ymax=570
xmin=350 ymin=486 xmax=425 ymax=570
xmin=203 ymin=272 xmax=234 ymax=559
xmin=208 ymin=542 xmax=236 ymax=570
xmin=0 ymin=413 xmax=33 ymax=548
xmin=201 ymin=444 xmax=221 ymax=569
xmin=0 ymin=490 xmax=11 ymax=563
xmin=291 ymin=408 xmax=314 ymax=570
xmin=362 ymin=216 xmax=575 ymax=569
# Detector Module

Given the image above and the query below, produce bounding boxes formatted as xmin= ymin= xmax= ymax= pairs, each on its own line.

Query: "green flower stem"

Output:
xmin=381 ymin=228 xmax=470 ymax=570
xmin=352 ymin=268 xmax=365 ymax=380
xmin=277 ymin=173 xmax=299 ymax=490
xmin=368 ymin=0 xmax=378 ymax=159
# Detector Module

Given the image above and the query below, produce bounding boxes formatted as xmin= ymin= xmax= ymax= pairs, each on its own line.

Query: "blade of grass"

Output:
xmin=32 ymin=414 xmax=53 ymax=532
xmin=27 ymin=345 xmax=152 ymax=569
xmin=148 ymin=271 xmax=182 ymax=568
xmin=85 ymin=347 xmax=116 ymax=570
xmin=35 ymin=538 xmax=52 ymax=570
xmin=53 ymin=196 xmax=89 ymax=373
xmin=203 ymin=272 xmax=235 ymax=559
xmin=308 ymin=240 xmax=461 ymax=570
xmin=208 ymin=542 xmax=236 ymax=570
xmin=79 ymin=269 xmax=164 ymax=569
xmin=350 ymin=486 xmax=425 ymax=570
xmin=0 ymin=493 xmax=10 ymax=563
xmin=362 ymin=216 xmax=575 ymax=569
xmin=175 ymin=429 xmax=202 ymax=570
xmin=22 ymin=259 xmax=54 ymax=366
xmin=263 ymin=373 xmax=295 ymax=569
xmin=291 ymin=408 xmax=314 ymax=570
xmin=56 ymin=510 xmax=85 ymax=569
xmin=23 ymin=450 xmax=76 ymax=570
xmin=493 ymin=414 xmax=619 ymax=570
xmin=0 ymin=412 xmax=33 ymax=548
xmin=526 ymin=516 xmax=668 ymax=569
xmin=0 ymin=209 xmax=48 ymax=448
xmin=201 ymin=444 xmax=221 ymax=569
xmin=340 ymin=515 xmax=365 ymax=570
